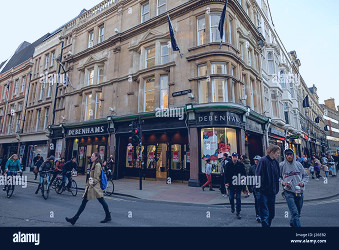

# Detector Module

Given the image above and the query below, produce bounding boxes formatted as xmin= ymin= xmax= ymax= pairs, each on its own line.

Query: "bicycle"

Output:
xmin=50 ymin=172 xmax=63 ymax=190
xmin=38 ymin=170 xmax=52 ymax=200
xmin=104 ymin=169 xmax=114 ymax=196
xmin=3 ymin=171 xmax=21 ymax=198
xmin=55 ymin=174 xmax=77 ymax=196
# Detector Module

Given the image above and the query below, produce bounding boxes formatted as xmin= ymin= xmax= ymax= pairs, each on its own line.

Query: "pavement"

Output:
xmin=25 ymin=170 xmax=339 ymax=205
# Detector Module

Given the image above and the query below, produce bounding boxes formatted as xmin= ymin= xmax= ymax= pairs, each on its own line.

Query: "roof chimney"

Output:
xmin=324 ymin=98 xmax=336 ymax=110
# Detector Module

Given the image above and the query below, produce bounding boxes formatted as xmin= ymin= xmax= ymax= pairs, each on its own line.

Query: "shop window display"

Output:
xmin=201 ymin=128 xmax=237 ymax=173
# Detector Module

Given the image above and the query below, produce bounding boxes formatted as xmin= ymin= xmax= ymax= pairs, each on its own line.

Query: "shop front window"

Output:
xmin=171 ymin=144 xmax=182 ymax=170
xmin=201 ymin=128 xmax=237 ymax=173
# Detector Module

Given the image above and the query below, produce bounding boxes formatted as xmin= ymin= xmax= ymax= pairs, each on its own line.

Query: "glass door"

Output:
xmin=156 ymin=143 xmax=168 ymax=179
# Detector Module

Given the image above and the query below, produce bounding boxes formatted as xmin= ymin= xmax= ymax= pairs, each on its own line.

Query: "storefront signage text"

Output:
xmin=270 ymin=127 xmax=285 ymax=138
xmin=245 ymin=119 xmax=263 ymax=134
xmin=197 ymin=112 xmax=243 ymax=128
xmin=67 ymin=125 xmax=107 ymax=137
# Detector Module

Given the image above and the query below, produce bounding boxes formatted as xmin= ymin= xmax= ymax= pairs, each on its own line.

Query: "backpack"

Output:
xmin=100 ymin=168 xmax=107 ymax=190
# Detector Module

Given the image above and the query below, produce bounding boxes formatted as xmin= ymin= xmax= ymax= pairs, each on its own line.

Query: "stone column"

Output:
xmin=188 ymin=127 xmax=200 ymax=187
xmin=239 ymin=128 xmax=246 ymax=156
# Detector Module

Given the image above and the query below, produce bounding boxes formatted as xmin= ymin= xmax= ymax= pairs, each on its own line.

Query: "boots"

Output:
xmin=100 ymin=212 xmax=111 ymax=223
xmin=65 ymin=216 xmax=79 ymax=225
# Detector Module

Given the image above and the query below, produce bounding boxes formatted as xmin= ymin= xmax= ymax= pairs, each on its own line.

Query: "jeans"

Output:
xmin=284 ymin=191 xmax=303 ymax=227
xmin=229 ymin=189 xmax=242 ymax=214
xmin=325 ymin=171 xmax=329 ymax=178
xmin=259 ymin=192 xmax=276 ymax=227
xmin=62 ymin=174 xmax=72 ymax=189
xmin=253 ymin=189 xmax=261 ymax=218
xmin=220 ymin=174 xmax=226 ymax=194
xmin=75 ymin=192 xmax=110 ymax=218
xmin=315 ymin=171 xmax=321 ymax=179
xmin=203 ymin=174 xmax=212 ymax=190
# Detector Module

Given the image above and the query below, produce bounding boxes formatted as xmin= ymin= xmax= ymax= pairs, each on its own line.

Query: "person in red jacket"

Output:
xmin=50 ymin=158 xmax=65 ymax=186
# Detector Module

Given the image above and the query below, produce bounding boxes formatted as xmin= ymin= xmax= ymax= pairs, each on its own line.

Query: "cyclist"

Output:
xmin=3 ymin=154 xmax=22 ymax=192
xmin=59 ymin=157 xmax=77 ymax=192
xmin=50 ymin=158 xmax=65 ymax=186
xmin=35 ymin=156 xmax=54 ymax=195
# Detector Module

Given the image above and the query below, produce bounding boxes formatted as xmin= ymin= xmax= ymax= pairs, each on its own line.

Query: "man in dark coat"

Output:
xmin=255 ymin=145 xmax=281 ymax=227
xmin=224 ymin=153 xmax=247 ymax=219
xmin=248 ymin=155 xmax=262 ymax=223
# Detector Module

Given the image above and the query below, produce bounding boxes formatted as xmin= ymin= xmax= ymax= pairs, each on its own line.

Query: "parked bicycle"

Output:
xmin=3 ymin=171 xmax=22 ymax=198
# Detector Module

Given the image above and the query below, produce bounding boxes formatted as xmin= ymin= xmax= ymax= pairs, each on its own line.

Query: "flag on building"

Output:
xmin=324 ymin=125 xmax=329 ymax=131
xmin=167 ymin=14 xmax=182 ymax=58
xmin=218 ymin=0 xmax=229 ymax=49
xmin=302 ymin=95 xmax=310 ymax=108
xmin=315 ymin=116 xmax=320 ymax=123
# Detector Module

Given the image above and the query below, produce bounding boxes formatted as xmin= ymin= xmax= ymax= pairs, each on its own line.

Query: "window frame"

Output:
xmin=160 ymin=44 xmax=169 ymax=65
xmin=88 ymin=30 xmax=94 ymax=48
xmin=197 ymin=15 xmax=206 ymax=46
xmin=160 ymin=75 xmax=169 ymax=109
xmin=145 ymin=46 xmax=156 ymax=68
xmin=98 ymin=25 xmax=105 ymax=44
xmin=210 ymin=12 xmax=225 ymax=43
xmin=141 ymin=2 xmax=150 ymax=23
xmin=157 ymin=0 xmax=166 ymax=15
xmin=144 ymin=77 xmax=155 ymax=112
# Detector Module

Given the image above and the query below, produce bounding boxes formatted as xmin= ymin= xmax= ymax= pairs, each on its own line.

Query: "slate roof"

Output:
xmin=1 ymin=33 xmax=50 ymax=74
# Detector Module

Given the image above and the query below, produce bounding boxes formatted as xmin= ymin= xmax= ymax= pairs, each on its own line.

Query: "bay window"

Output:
xmin=95 ymin=93 xmax=102 ymax=119
xmin=145 ymin=46 xmax=155 ymax=68
xmin=161 ymin=44 xmax=169 ymax=64
xmin=197 ymin=15 xmax=206 ymax=46
xmin=144 ymin=77 xmax=155 ymax=112
xmin=84 ymin=93 xmax=93 ymax=121
xmin=212 ymin=78 xmax=228 ymax=102
xmin=268 ymin=52 xmax=275 ymax=74
xmin=210 ymin=13 xmax=225 ymax=43
xmin=160 ymin=75 xmax=169 ymax=109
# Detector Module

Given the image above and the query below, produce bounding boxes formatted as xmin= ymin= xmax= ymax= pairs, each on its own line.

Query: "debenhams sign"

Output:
xmin=197 ymin=112 xmax=243 ymax=128
xmin=67 ymin=125 xmax=107 ymax=137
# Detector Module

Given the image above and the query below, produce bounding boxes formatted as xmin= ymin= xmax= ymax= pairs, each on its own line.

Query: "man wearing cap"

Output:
xmin=249 ymin=155 xmax=262 ymax=223
xmin=280 ymin=148 xmax=309 ymax=227
xmin=256 ymin=144 xmax=281 ymax=227
xmin=224 ymin=153 xmax=247 ymax=219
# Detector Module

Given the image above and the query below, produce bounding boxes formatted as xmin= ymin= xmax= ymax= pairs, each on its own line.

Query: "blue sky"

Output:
xmin=269 ymin=0 xmax=339 ymax=106
xmin=1 ymin=0 xmax=338 ymax=106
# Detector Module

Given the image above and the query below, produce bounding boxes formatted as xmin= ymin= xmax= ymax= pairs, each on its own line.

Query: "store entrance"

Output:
xmin=156 ymin=143 xmax=168 ymax=179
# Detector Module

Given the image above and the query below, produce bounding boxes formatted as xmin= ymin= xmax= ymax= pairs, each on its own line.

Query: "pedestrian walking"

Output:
xmin=255 ymin=144 xmax=281 ymax=227
xmin=66 ymin=152 xmax=111 ymax=225
xmin=312 ymin=156 xmax=321 ymax=180
xmin=202 ymin=159 xmax=214 ymax=191
xmin=327 ymin=154 xmax=337 ymax=177
xmin=309 ymin=164 xmax=315 ymax=179
xmin=280 ymin=148 xmax=309 ymax=227
xmin=219 ymin=153 xmax=228 ymax=197
xmin=224 ymin=153 xmax=247 ymax=219
xmin=248 ymin=155 xmax=261 ymax=223
xmin=241 ymin=155 xmax=251 ymax=198
xmin=107 ymin=155 xmax=115 ymax=179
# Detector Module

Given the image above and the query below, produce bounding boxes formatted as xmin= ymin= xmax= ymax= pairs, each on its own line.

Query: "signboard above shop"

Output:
xmin=196 ymin=112 xmax=244 ymax=128
xmin=66 ymin=124 xmax=108 ymax=137
xmin=245 ymin=119 xmax=264 ymax=134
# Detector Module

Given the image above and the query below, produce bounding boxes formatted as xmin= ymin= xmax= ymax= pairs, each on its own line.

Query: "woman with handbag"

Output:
xmin=65 ymin=152 xmax=111 ymax=225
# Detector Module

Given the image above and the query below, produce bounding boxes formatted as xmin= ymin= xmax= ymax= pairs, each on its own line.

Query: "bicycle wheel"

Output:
xmin=6 ymin=185 xmax=14 ymax=198
xmin=42 ymin=179 xmax=50 ymax=200
xmin=105 ymin=180 xmax=114 ymax=196
xmin=70 ymin=180 xmax=77 ymax=196
xmin=55 ymin=179 xmax=63 ymax=194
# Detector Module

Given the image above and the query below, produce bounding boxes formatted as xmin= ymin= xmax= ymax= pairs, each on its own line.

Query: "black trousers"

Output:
xmin=75 ymin=192 xmax=110 ymax=218
xmin=220 ymin=174 xmax=226 ymax=194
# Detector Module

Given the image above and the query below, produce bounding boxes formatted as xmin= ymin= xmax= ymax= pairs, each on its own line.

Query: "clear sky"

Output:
xmin=0 ymin=0 xmax=338 ymax=106
xmin=269 ymin=0 xmax=339 ymax=106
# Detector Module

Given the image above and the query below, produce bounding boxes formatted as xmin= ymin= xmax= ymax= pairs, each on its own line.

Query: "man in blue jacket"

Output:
xmin=255 ymin=145 xmax=281 ymax=227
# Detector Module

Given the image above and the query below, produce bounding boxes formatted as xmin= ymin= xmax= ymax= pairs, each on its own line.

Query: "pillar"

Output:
xmin=188 ymin=127 xmax=200 ymax=187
